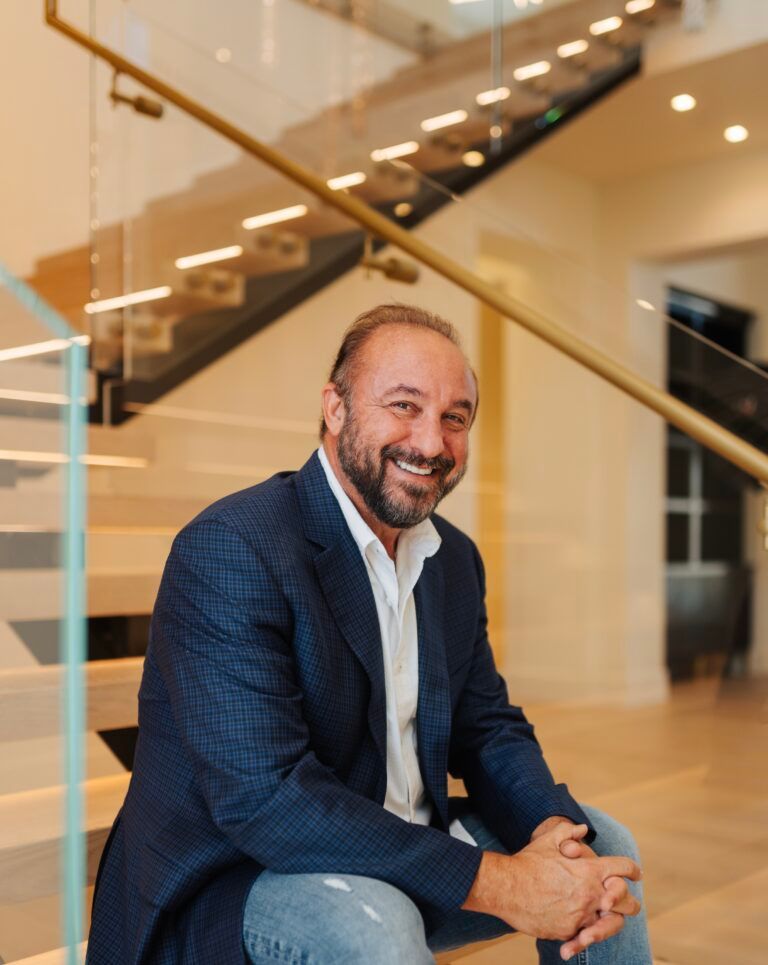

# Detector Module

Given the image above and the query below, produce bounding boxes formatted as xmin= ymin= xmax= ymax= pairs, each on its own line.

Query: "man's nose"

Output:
xmin=408 ymin=415 xmax=445 ymax=460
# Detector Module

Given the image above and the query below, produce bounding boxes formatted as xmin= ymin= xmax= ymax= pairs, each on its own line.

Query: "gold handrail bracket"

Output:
xmin=44 ymin=1 xmax=768 ymax=485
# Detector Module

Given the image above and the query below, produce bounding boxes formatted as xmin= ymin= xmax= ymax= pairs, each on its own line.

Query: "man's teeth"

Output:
xmin=395 ymin=460 xmax=433 ymax=476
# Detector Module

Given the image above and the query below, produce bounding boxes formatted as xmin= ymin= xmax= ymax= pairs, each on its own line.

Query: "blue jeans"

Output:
xmin=242 ymin=801 xmax=652 ymax=964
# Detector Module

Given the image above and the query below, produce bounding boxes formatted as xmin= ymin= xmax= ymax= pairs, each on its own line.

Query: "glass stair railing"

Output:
xmin=0 ymin=262 xmax=87 ymax=963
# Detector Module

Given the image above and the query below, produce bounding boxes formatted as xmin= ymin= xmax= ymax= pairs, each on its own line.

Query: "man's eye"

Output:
xmin=392 ymin=401 xmax=412 ymax=411
xmin=445 ymin=414 xmax=467 ymax=426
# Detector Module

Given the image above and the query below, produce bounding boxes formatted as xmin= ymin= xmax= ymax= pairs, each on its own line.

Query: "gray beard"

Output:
xmin=336 ymin=418 xmax=466 ymax=529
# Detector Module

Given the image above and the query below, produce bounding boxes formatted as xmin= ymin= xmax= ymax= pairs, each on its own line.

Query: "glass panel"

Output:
xmin=0 ymin=264 xmax=87 ymax=962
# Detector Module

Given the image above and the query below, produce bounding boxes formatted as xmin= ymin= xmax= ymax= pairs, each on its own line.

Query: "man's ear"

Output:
xmin=321 ymin=382 xmax=346 ymax=437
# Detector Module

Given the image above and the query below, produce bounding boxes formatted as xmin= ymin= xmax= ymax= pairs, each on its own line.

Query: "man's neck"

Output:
xmin=321 ymin=441 xmax=401 ymax=560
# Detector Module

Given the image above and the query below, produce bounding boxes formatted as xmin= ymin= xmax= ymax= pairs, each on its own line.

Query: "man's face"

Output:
xmin=334 ymin=325 xmax=477 ymax=529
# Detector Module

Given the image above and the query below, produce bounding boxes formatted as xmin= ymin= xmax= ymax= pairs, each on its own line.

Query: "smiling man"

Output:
xmin=87 ymin=304 xmax=652 ymax=965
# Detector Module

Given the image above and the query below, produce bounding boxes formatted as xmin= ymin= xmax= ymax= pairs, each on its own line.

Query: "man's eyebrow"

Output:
xmin=382 ymin=384 xmax=423 ymax=398
xmin=382 ymin=384 xmax=475 ymax=414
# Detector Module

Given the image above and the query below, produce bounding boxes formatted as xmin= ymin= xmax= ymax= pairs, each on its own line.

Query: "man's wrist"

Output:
xmin=530 ymin=815 xmax=574 ymax=842
xmin=461 ymin=849 xmax=514 ymax=917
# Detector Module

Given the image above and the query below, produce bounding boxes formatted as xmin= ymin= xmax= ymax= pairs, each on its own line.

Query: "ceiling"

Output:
xmin=532 ymin=40 xmax=768 ymax=181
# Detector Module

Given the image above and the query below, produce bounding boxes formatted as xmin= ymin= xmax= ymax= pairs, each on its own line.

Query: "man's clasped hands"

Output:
xmin=462 ymin=818 xmax=642 ymax=962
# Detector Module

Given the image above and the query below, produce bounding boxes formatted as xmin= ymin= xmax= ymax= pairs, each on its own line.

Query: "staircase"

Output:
xmin=2 ymin=1 xmax=695 ymax=960
xmin=26 ymin=0 xmax=673 ymax=426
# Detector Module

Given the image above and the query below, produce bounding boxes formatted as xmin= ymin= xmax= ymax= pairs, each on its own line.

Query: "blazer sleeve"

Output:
xmin=150 ymin=518 xmax=482 ymax=912
xmin=447 ymin=542 xmax=595 ymax=855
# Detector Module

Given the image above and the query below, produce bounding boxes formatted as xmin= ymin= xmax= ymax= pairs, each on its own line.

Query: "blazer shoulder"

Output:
xmin=181 ymin=470 xmax=301 ymax=548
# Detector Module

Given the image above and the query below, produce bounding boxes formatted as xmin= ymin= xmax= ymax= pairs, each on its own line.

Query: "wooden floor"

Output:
xmin=449 ymin=676 xmax=768 ymax=965
xmin=4 ymin=676 xmax=766 ymax=963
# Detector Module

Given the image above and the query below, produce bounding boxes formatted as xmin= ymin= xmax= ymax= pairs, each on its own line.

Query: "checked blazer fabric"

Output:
xmin=86 ymin=451 xmax=591 ymax=965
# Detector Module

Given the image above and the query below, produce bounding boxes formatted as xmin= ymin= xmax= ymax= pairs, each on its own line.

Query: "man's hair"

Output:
xmin=320 ymin=303 xmax=472 ymax=436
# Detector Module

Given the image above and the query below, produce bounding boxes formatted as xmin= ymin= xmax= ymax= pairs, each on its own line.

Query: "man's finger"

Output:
xmin=559 ymin=839 xmax=586 ymax=859
xmin=609 ymin=894 xmax=641 ymax=917
xmin=600 ymin=875 xmax=628 ymax=912
xmin=601 ymin=874 xmax=642 ymax=916
xmin=597 ymin=855 xmax=642 ymax=882
xmin=560 ymin=911 xmax=625 ymax=961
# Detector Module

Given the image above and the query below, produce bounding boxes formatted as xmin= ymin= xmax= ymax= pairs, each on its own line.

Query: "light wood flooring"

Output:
xmin=449 ymin=676 xmax=768 ymax=965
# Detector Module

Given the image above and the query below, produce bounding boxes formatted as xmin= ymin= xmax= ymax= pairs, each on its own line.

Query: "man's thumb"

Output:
xmin=553 ymin=822 xmax=589 ymax=846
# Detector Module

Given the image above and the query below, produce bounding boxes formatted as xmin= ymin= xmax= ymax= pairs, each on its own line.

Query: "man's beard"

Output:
xmin=336 ymin=413 xmax=467 ymax=529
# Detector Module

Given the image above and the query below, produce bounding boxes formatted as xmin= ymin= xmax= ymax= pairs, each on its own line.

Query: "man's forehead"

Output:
xmin=359 ymin=326 xmax=474 ymax=384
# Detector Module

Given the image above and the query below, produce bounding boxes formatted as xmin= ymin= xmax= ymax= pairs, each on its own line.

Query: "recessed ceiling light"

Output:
xmin=636 ymin=299 xmax=655 ymax=311
xmin=557 ymin=39 xmax=589 ymax=59
xmin=724 ymin=124 xmax=749 ymax=143
xmin=626 ymin=0 xmax=655 ymax=14
xmin=370 ymin=141 xmax=419 ymax=163
xmin=490 ymin=124 xmax=503 ymax=138
xmin=513 ymin=60 xmax=551 ymax=82
xmin=215 ymin=48 xmax=232 ymax=64
xmin=420 ymin=109 xmax=468 ymax=133
xmin=476 ymin=86 xmax=511 ymax=106
xmin=394 ymin=202 xmax=413 ymax=217
xmin=671 ymin=93 xmax=696 ymax=112
xmin=590 ymin=16 xmax=623 ymax=35
xmin=462 ymin=150 xmax=485 ymax=167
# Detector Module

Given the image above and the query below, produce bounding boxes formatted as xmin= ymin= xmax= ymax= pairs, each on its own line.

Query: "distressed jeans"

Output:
xmin=242 ymin=801 xmax=652 ymax=964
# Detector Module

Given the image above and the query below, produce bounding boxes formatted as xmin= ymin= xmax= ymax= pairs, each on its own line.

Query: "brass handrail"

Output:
xmin=45 ymin=1 xmax=768 ymax=485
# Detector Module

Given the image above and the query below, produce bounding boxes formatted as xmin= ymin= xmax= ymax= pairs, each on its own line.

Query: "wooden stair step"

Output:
xmin=0 ymin=773 xmax=129 ymax=904
xmin=0 ymin=657 xmax=142 ymax=742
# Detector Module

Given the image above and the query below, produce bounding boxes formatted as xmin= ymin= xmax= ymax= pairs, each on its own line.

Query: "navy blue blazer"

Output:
xmin=87 ymin=452 xmax=590 ymax=964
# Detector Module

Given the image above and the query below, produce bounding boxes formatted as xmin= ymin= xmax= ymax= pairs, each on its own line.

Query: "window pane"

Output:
xmin=701 ymin=511 xmax=742 ymax=562
xmin=666 ymin=514 xmax=689 ymax=562
xmin=667 ymin=447 xmax=690 ymax=497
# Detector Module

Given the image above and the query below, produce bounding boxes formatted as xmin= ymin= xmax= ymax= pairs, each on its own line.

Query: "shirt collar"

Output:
xmin=317 ymin=445 xmax=441 ymax=565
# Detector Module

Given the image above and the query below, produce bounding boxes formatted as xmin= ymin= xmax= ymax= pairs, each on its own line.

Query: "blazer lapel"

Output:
xmin=296 ymin=453 xmax=387 ymax=773
xmin=414 ymin=554 xmax=451 ymax=829
xmin=314 ymin=541 xmax=387 ymax=770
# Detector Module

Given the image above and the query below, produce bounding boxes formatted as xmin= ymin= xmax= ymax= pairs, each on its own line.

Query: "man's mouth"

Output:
xmin=394 ymin=459 xmax=434 ymax=477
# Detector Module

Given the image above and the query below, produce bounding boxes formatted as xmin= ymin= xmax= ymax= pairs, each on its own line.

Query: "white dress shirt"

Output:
xmin=318 ymin=447 xmax=476 ymax=846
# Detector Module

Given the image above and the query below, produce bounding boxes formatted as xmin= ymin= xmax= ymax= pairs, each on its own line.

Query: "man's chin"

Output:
xmin=379 ymin=488 xmax=438 ymax=526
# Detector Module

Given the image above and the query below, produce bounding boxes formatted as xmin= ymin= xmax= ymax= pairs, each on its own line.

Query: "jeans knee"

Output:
xmin=583 ymin=806 xmax=641 ymax=863
xmin=331 ymin=881 xmax=431 ymax=964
